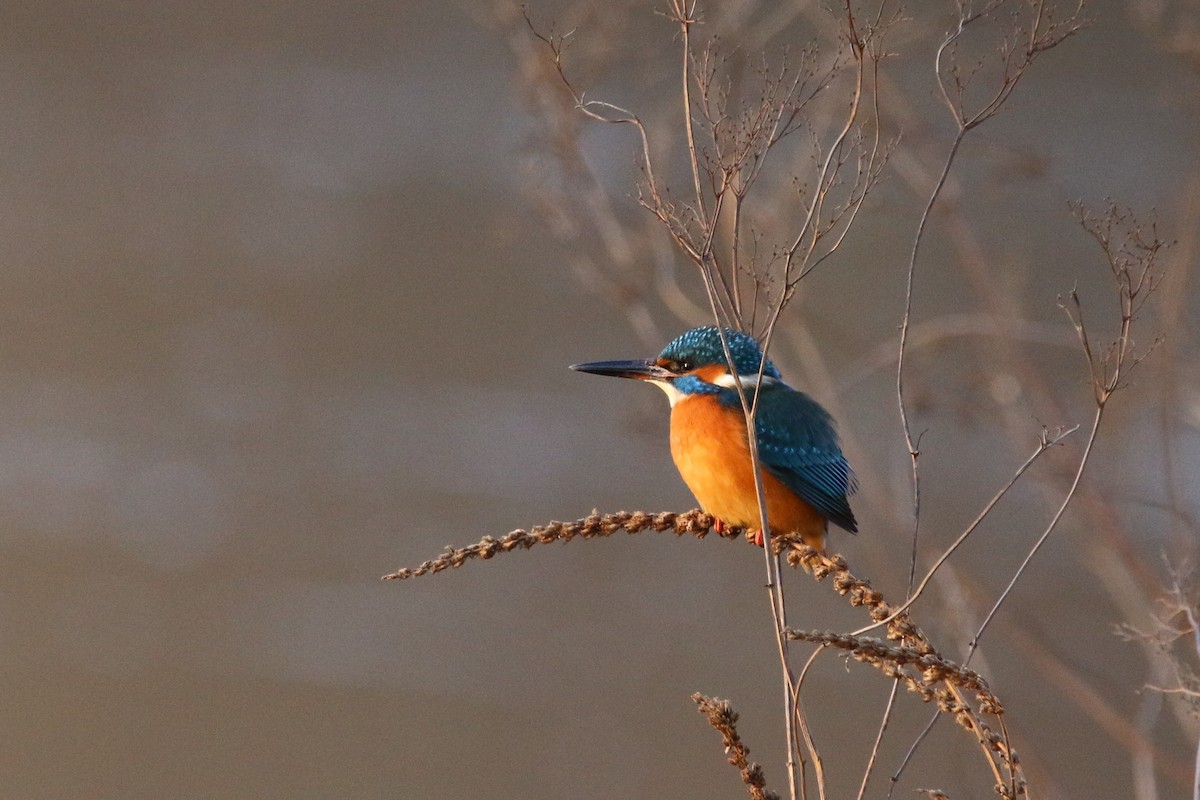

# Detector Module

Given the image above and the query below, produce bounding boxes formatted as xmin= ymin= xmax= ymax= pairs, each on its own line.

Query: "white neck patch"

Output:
xmin=711 ymin=373 xmax=780 ymax=390
xmin=651 ymin=373 xmax=781 ymax=407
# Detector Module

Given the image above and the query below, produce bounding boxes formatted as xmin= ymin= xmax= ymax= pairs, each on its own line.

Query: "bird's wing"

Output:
xmin=749 ymin=386 xmax=858 ymax=533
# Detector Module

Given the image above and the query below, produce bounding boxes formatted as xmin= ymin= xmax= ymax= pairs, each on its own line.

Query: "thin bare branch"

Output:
xmin=969 ymin=202 xmax=1167 ymax=656
xmin=853 ymin=424 xmax=1078 ymax=638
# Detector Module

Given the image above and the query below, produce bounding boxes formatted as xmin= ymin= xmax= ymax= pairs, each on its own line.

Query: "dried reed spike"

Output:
xmin=692 ymin=693 xmax=780 ymax=800
xmin=387 ymin=510 xmax=1023 ymax=795
xmin=780 ymin=540 xmax=933 ymax=654
xmin=782 ymin=540 xmax=1023 ymax=795
xmin=785 ymin=629 xmax=1001 ymax=711
xmin=382 ymin=509 xmax=730 ymax=580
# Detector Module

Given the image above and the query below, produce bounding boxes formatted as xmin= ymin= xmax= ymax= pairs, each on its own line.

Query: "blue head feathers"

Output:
xmin=658 ymin=326 xmax=781 ymax=378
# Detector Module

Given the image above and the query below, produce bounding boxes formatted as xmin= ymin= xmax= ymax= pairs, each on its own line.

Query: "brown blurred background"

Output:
xmin=1 ymin=1 xmax=1197 ymax=798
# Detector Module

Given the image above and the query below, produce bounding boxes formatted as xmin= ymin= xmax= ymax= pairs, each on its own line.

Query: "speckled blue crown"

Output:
xmin=659 ymin=326 xmax=781 ymax=377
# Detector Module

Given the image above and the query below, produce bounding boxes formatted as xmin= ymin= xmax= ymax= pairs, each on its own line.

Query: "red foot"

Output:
xmin=713 ymin=518 xmax=767 ymax=547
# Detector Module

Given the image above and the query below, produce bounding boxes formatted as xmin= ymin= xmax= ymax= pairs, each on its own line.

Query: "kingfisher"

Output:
xmin=571 ymin=326 xmax=857 ymax=552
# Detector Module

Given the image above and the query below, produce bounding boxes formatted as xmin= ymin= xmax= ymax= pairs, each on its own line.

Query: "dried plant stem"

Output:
xmin=771 ymin=563 xmax=806 ymax=800
xmin=881 ymin=411 xmax=1103 ymax=793
xmin=856 ymin=682 xmax=901 ymax=800
xmin=694 ymin=229 xmax=806 ymax=797
xmin=708 ymin=319 xmax=809 ymax=800
xmin=896 ymin=131 xmax=962 ymax=583
xmin=785 ymin=630 xmax=998 ymax=707
xmin=970 ymin=200 xmax=1166 ymax=650
xmin=733 ymin=7 xmax=885 ymax=793
xmin=782 ymin=545 xmax=1020 ymax=796
xmin=853 ymin=425 xmax=1077 ymax=639
xmin=665 ymin=20 xmax=810 ymax=793
xmin=500 ymin=3 xmax=1101 ymax=796
xmin=968 ymin=409 xmax=1101 ymax=656
xmin=674 ymin=0 xmax=709 ymax=233
xmin=381 ymin=509 xmax=727 ymax=580
xmin=386 ymin=510 xmax=1026 ymax=795
xmin=792 ymin=646 xmax=830 ymax=800
xmin=1006 ymin=614 xmax=1194 ymax=786
xmin=888 ymin=2 xmax=1088 ymax=790
xmin=518 ymin=6 xmax=889 ymax=791
xmin=693 ymin=693 xmax=781 ymax=800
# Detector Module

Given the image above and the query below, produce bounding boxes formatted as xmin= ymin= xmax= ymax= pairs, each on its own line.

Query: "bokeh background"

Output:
xmin=2 ymin=1 xmax=1197 ymax=798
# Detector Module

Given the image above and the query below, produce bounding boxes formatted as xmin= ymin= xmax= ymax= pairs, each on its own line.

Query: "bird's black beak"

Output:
xmin=569 ymin=358 xmax=675 ymax=381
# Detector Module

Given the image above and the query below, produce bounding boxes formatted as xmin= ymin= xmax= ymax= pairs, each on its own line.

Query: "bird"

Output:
xmin=571 ymin=325 xmax=857 ymax=552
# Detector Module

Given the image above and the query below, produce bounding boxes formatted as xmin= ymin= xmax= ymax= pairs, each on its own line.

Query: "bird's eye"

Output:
xmin=666 ymin=359 xmax=692 ymax=373
xmin=660 ymin=358 xmax=693 ymax=374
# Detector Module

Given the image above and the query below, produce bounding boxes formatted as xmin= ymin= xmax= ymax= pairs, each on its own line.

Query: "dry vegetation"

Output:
xmin=391 ymin=1 xmax=1198 ymax=797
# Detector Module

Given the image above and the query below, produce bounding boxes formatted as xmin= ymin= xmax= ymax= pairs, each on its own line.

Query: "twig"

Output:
xmin=966 ymin=409 xmax=1101 ymax=654
xmin=853 ymin=424 xmax=1077 ymax=638
xmin=890 ymin=3 xmax=1088 ymax=793
xmin=969 ymin=202 xmax=1167 ymax=653
xmin=780 ymin=545 xmax=1019 ymax=794
xmin=856 ymin=681 xmax=901 ymax=800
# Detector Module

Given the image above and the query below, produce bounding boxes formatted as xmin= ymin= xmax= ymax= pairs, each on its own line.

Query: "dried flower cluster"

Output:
xmin=387 ymin=511 xmax=1026 ymax=796
xmin=692 ymin=693 xmax=780 ymax=800
xmin=382 ymin=509 xmax=730 ymax=580
xmin=781 ymin=541 xmax=1023 ymax=797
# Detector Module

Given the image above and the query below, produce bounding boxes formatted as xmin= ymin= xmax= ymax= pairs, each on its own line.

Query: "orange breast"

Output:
xmin=669 ymin=394 xmax=827 ymax=550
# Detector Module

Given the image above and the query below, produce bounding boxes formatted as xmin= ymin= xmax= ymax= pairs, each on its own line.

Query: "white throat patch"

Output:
xmin=649 ymin=379 xmax=684 ymax=407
